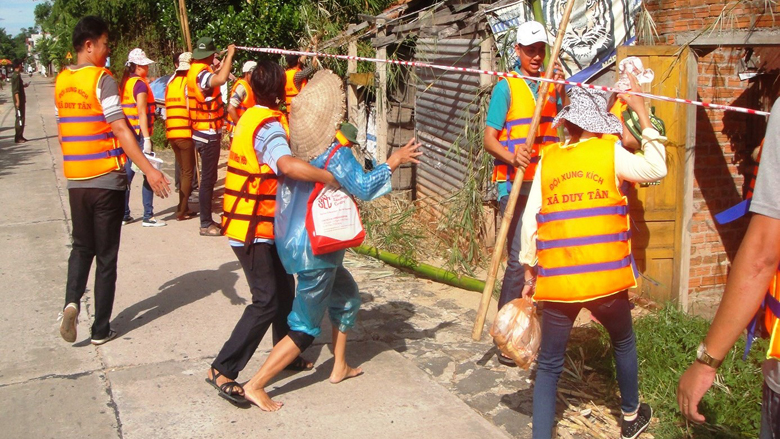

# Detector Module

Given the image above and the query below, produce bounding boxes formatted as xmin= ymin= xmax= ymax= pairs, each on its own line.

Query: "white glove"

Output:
xmin=143 ymin=137 xmax=152 ymax=154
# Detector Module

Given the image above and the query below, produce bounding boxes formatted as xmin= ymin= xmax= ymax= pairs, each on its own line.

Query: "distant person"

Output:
xmin=56 ymin=16 xmax=170 ymax=346
xmin=11 ymin=60 xmax=28 ymax=143
xmin=120 ymin=48 xmax=166 ymax=227
xmin=206 ymin=61 xmax=337 ymax=405
xmin=166 ymin=51 xmax=197 ymax=221
xmin=187 ymin=37 xmax=235 ymax=236
xmin=283 ymin=53 xmax=318 ymax=115
xmin=226 ymin=60 xmax=257 ymax=137
xmin=677 ymin=98 xmax=780 ymax=439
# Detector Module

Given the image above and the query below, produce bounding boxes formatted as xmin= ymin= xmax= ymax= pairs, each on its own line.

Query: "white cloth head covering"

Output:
xmin=242 ymin=60 xmax=257 ymax=73
xmin=127 ymin=48 xmax=154 ymax=66
xmin=176 ymin=52 xmax=192 ymax=71
xmin=553 ymin=88 xmax=623 ymax=134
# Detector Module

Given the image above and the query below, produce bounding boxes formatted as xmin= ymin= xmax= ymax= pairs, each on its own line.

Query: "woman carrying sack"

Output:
xmin=519 ymin=76 xmax=667 ymax=439
xmin=241 ymin=70 xmax=421 ymax=411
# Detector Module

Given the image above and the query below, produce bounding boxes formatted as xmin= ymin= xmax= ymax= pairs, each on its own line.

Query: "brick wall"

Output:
xmin=644 ymin=0 xmax=779 ymax=305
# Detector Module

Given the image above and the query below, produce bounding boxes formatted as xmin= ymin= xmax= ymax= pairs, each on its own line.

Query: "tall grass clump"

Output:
xmin=570 ymin=305 xmax=767 ymax=438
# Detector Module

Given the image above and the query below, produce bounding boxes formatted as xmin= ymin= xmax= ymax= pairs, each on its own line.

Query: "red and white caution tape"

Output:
xmin=236 ymin=46 xmax=770 ymax=117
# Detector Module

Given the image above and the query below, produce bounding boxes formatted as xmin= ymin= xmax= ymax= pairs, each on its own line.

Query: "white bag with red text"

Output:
xmin=306 ymin=182 xmax=365 ymax=255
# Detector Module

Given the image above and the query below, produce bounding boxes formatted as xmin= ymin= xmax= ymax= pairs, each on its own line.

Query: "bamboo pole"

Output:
xmin=352 ymin=245 xmax=486 ymax=292
xmin=471 ymin=0 xmax=577 ymax=341
xmin=178 ymin=0 xmax=192 ymax=52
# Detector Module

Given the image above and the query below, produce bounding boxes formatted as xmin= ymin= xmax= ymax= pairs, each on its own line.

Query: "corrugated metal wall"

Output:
xmin=414 ymin=37 xmax=482 ymax=201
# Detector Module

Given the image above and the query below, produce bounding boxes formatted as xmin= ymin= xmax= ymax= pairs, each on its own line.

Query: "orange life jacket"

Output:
xmin=221 ymin=106 xmax=290 ymax=246
xmin=165 ymin=72 xmax=191 ymax=139
xmin=284 ymin=66 xmax=306 ymax=112
xmin=186 ymin=62 xmax=224 ymax=133
xmin=121 ymin=75 xmax=156 ymax=136
xmin=534 ymin=137 xmax=637 ymax=302
xmin=714 ymin=138 xmax=779 ymax=361
xmin=226 ymin=78 xmax=256 ymax=133
xmin=55 ymin=66 xmax=126 ymax=180
xmin=493 ymin=78 xmax=559 ymax=184
xmin=766 ymin=268 xmax=780 ymax=361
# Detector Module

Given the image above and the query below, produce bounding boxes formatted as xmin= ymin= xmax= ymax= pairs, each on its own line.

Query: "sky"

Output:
xmin=0 ymin=0 xmax=38 ymax=36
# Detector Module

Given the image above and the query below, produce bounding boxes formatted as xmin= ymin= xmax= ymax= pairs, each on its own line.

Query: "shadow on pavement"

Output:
xmin=0 ymin=140 xmax=42 ymax=177
xmin=112 ymin=260 xmax=243 ymax=336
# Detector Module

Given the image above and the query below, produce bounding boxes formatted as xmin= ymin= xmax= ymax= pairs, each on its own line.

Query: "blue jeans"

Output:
xmin=196 ymin=138 xmax=221 ymax=228
xmin=532 ymin=291 xmax=639 ymax=439
xmin=498 ymin=193 xmax=529 ymax=311
xmin=124 ymin=159 xmax=154 ymax=221
xmin=761 ymin=382 xmax=780 ymax=439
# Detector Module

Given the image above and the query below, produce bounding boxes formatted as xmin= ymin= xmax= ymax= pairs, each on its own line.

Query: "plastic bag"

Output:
xmin=306 ymin=182 xmax=365 ymax=255
xmin=490 ymin=297 xmax=541 ymax=369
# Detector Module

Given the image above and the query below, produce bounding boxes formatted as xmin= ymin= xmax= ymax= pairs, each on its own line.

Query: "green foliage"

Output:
xmin=572 ymin=306 xmax=767 ymax=439
xmin=0 ymin=27 xmax=32 ymax=61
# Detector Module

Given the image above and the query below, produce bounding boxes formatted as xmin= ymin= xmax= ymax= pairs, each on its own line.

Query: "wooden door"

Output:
xmin=616 ymin=46 xmax=694 ymax=303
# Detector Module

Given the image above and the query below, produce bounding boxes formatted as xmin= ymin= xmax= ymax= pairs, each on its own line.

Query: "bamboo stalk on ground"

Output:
xmin=471 ymin=0 xmax=577 ymax=340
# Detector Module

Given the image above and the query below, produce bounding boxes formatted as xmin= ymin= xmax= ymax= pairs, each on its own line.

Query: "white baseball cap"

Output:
xmin=127 ymin=48 xmax=154 ymax=66
xmin=516 ymin=21 xmax=548 ymax=46
xmin=242 ymin=60 xmax=257 ymax=73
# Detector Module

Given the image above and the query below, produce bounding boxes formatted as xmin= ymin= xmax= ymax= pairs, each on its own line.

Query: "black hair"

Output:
xmin=250 ymin=60 xmax=286 ymax=108
xmin=173 ymin=51 xmax=183 ymax=67
xmin=285 ymin=54 xmax=300 ymax=68
xmin=72 ymin=16 xmax=109 ymax=53
xmin=120 ymin=62 xmax=138 ymax=97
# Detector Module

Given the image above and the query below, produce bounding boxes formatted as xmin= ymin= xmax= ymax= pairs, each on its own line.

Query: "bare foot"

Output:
xmin=329 ymin=364 xmax=363 ymax=384
xmin=243 ymin=383 xmax=284 ymax=412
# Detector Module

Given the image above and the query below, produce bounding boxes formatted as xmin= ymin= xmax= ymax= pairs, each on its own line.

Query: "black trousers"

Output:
xmin=14 ymin=101 xmax=25 ymax=141
xmin=64 ymin=188 xmax=125 ymax=340
xmin=212 ymin=242 xmax=295 ymax=380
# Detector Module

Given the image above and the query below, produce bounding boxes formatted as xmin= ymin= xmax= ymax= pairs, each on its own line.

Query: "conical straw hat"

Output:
xmin=289 ymin=70 xmax=346 ymax=161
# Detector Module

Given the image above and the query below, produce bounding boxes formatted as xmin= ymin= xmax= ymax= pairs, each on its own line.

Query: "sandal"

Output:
xmin=177 ymin=211 xmax=198 ymax=221
xmin=205 ymin=367 xmax=249 ymax=406
xmin=199 ymin=223 xmax=221 ymax=236
xmin=497 ymin=352 xmax=518 ymax=367
xmin=284 ymin=356 xmax=314 ymax=371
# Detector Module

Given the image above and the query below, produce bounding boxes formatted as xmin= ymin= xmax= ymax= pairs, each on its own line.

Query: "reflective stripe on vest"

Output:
xmin=55 ymin=66 xmax=126 ymax=180
xmin=221 ymin=106 xmax=290 ymax=246
xmin=226 ymin=78 xmax=256 ymax=133
xmin=165 ymin=73 xmax=191 ymax=139
xmin=534 ymin=138 xmax=636 ymax=302
xmin=284 ymin=67 xmax=306 ymax=112
xmin=186 ymin=62 xmax=224 ymax=132
xmin=493 ymin=78 xmax=559 ymax=183
xmin=715 ymin=141 xmax=763 ymax=224
xmin=121 ymin=76 xmax=156 ymax=136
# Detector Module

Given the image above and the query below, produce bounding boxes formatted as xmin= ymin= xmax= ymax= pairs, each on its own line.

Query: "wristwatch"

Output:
xmin=696 ymin=343 xmax=723 ymax=369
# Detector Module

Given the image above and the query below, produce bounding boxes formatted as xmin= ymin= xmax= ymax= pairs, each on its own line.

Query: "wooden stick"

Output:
xmin=179 ymin=0 xmax=192 ymax=52
xmin=472 ymin=0 xmax=577 ymax=341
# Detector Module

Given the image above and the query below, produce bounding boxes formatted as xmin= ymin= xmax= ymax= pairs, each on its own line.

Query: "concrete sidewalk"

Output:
xmin=0 ymin=76 xmax=515 ymax=439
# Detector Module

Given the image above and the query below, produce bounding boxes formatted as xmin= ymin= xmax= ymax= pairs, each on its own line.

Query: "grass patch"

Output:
xmin=570 ymin=305 xmax=767 ymax=438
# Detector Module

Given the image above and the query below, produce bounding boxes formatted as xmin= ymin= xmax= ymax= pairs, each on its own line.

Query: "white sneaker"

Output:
xmin=91 ymin=329 xmax=118 ymax=345
xmin=142 ymin=217 xmax=167 ymax=227
xmin=58 ymin=303 xmax=79 ymax=343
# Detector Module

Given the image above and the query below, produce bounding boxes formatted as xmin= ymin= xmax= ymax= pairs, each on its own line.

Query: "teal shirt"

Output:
xmin=485 ymin=64 xmax=562 ymax=199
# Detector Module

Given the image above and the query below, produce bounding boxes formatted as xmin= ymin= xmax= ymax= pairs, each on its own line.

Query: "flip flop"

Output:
xmin=497 ymin=352 xmax=518 ymax=367
xmin=205 ymin=367 xmax=250 ymax=406
xmin=284 ymin=356 xmax=314 ymax=371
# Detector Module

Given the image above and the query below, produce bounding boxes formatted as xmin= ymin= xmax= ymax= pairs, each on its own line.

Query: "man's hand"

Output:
xmin=386 ymin=137 xmax=423 ymax=171
xmin=144 ymin=168 xmax=171 ymax=199
xmin=677 ymin=360 xmax=718 ymax=424
xmin=226 ymin=44 xmax=236 ymax=58
xmin=513 ymin=146 xmax=532 ymax=168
